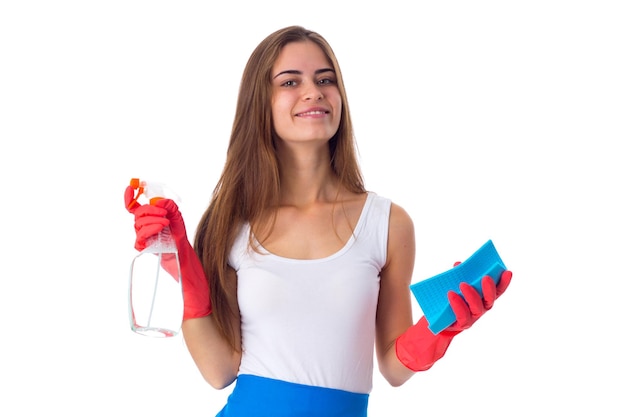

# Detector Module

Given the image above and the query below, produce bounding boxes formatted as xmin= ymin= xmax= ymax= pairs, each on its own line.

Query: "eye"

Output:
xmin=280 ymin=80 xmax=298 ymax=87
xmin=317 ymin=78 xmax=336 ymax=86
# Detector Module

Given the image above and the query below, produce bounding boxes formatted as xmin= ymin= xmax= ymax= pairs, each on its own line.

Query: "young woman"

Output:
xmin=125 ymin=25 xmax=512 ymax=417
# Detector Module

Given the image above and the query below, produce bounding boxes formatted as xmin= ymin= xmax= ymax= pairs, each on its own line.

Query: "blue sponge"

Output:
xmin=410 ymin=240 xmax=506 ymax=335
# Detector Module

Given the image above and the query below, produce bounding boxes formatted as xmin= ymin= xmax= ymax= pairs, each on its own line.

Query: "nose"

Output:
xmin=303 ymin=83 xmax=324 ymax=101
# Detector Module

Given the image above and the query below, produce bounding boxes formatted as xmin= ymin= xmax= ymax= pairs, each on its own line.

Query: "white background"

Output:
xmin=1 ymin=1 xmax=624 ymax=415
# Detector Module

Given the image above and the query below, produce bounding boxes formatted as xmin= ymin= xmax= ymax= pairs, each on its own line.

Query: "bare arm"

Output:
xmin=377 ymin=205 xmax=515 ymax=384
xmin=375 ymin=203 xmax=417 ymax=386
xmin=182 ymin=267 xmax=242 ymax=390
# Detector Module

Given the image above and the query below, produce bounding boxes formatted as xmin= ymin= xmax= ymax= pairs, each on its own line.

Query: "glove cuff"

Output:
xmin=395 ymin=316 xmax=458 ymax=372
xmin=177 ymin=239 xmax=212 ymax=320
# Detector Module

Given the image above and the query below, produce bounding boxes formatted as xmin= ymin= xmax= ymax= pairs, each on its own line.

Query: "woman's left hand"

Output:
xmin=446 ymin=270 xmax=513 ymax=332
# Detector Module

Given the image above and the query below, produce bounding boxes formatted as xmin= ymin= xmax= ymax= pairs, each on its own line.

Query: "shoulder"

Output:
xmin=364 ymin=193 xmax=414 ymax=241
xmin=389 ymin=202 xmax=413 ymax=229
xmin=382 ymin=201 xmax=415 ymax=271
xmin=388 ymin=202 xmax=415 ymax=246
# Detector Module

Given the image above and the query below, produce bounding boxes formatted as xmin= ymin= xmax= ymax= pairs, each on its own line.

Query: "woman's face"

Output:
xmin=270 ymin=41 xmax=342 ymax=146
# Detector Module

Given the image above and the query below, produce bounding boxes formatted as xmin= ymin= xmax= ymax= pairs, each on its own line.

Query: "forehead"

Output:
xmin=272 ymin=41 xmax=332 ymax=74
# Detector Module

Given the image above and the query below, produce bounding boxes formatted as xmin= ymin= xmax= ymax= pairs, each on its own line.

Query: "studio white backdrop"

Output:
xmin=1 ymin=1 xmax=624 ymax=415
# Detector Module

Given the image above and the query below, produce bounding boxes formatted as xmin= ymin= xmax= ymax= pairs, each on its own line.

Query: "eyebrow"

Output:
xmin=272 ymin=68 xmax=335 ymax=79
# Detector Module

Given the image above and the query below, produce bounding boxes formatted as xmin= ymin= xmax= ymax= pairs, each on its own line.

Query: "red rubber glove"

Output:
xmin=396 ymin=269 xmax=512 ymax=372
xmin=125 ymin=186 xmax=212 ymax=320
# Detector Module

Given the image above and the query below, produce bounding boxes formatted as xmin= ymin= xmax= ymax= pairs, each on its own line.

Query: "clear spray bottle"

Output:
xmin=127 ymin=178 xmax=184 ymax=337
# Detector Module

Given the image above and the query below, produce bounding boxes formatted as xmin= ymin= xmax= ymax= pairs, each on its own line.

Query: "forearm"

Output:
xmin=377 ymin=341 xmax=417 ymax=387
xmin=182 ymin=315 xmax=241 ymax=390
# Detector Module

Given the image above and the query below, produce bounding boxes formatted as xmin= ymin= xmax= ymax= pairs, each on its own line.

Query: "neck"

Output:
xmin=276 ymin=141 xmax=339 ymax=207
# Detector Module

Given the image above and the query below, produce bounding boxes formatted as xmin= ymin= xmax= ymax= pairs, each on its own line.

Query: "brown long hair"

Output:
xmin=194 ymin=26 xmax=366 ymax=350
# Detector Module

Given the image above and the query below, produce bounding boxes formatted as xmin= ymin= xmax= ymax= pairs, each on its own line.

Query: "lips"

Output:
xmin=295 ymin=107 xmax=329 ymax=117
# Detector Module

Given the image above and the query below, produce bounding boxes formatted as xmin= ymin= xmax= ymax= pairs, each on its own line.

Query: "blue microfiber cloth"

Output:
xmin=410 ymin=240 xmax=506 ymax=335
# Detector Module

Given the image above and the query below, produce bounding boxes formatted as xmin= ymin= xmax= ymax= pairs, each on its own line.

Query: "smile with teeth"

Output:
xmin=296 ymin=110 xmax=328 ymax=116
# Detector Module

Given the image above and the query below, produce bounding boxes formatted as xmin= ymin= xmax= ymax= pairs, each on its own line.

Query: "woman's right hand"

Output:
xmin=124 ymin=185 xmax=172 ymax=251
xmin=124 ymin=185 xmax=212 ymax=320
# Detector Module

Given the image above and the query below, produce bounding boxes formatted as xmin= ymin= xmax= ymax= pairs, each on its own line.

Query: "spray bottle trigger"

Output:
xmin=127 ymin=178 xmax=145 ymax=210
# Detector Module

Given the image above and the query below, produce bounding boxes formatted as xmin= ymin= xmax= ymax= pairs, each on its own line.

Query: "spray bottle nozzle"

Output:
xmin=127 ymin=178 xmax=180 ymax=210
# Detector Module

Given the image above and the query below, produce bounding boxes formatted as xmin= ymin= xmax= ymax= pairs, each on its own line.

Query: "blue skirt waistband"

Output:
xmin=216 ymin=374 xmax=369 ymax=417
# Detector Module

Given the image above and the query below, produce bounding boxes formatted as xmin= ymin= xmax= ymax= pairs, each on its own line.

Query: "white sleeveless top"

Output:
xmin=228 ymin=192 xmax=391 ymax=394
